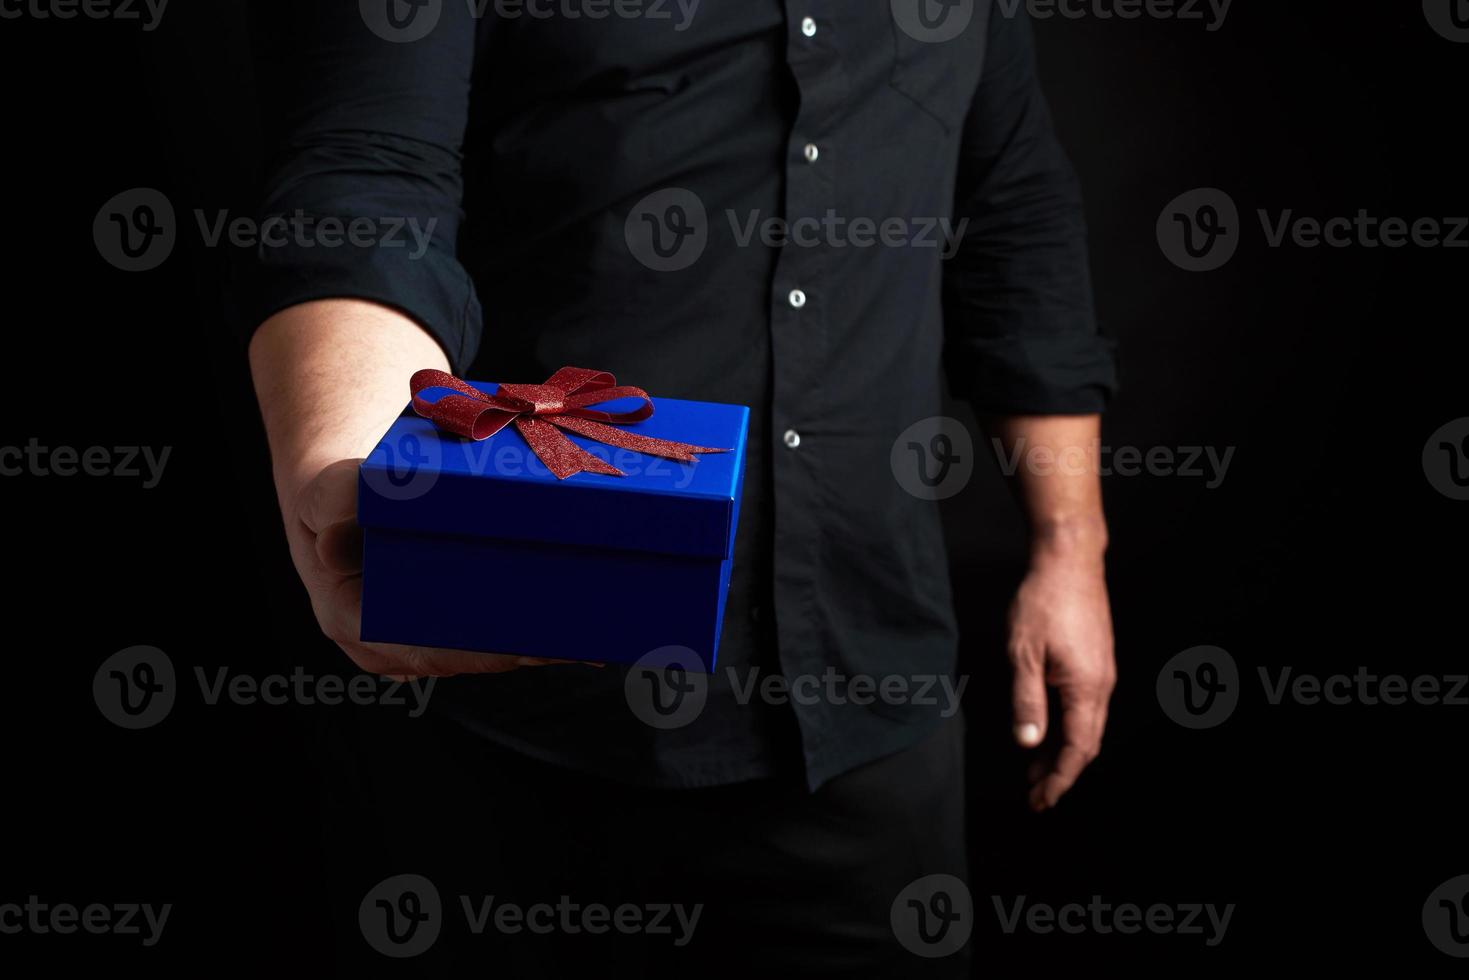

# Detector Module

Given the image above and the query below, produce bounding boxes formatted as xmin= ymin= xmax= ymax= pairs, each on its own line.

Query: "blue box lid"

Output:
xmin=359 ymin=382 xmax=749 ymax=560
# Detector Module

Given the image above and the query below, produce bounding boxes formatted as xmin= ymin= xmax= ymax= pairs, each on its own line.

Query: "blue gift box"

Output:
xmin=357 ymin=381 xmax=748 ymax=670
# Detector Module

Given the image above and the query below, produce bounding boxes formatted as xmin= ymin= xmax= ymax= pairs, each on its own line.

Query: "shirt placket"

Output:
xmin=770 ymin=0 xmax=842 ymax=757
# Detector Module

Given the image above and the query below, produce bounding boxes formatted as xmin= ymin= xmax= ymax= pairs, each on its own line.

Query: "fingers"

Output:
xmin=1028 ymin=683 xmax=1108 ymax=812
xmin=367 ymin=643 xmax=560 ymax=676
xmin=1009 ymin=639 xmax=1049 ymax=748
xmin=320 ymin=576 xmax=588 ymax=677
xmin=297 ymin=459 xmax=599 ymax=678
xmin=316 ymin=517 xmax=364 ymax=575
xmin=339 ymin=642 xmax=591 ymax=679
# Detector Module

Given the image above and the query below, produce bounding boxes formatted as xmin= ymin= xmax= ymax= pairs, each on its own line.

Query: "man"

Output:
xmin=242 ymin=0 xmax=1117 ymax=973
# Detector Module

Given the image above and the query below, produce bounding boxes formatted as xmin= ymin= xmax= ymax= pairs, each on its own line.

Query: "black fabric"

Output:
xmin=321 ymin=702 xmax=970 ymax=977
xmin=242 ymin=0 xmax=1116 ymax=790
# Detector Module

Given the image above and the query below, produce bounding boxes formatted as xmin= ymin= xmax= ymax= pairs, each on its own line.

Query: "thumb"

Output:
xmin=296 ymin=458 xmax=363 ymax=534
xmin=1010 ymin=644 xmax=1048 ymax=748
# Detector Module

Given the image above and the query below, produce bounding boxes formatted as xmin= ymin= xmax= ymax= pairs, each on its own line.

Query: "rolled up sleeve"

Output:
xmin=942 ymin=6 xmax=1118 ymax=415
xmin=235 ymin=0 xmax=483 ymax=372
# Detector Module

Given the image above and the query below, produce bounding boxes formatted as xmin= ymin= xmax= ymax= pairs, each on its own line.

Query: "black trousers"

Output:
xmin=318 ymin=703 xmax=971 ymax=977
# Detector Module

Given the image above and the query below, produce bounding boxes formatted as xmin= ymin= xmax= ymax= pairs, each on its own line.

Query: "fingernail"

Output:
xmin=1015 ymin=723 xmax=1041 ymax=746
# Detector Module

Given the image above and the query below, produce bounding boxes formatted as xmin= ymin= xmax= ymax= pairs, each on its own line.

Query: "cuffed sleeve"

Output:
xmin=233 ymin=0 xmax=482 ymax=372
xmin=942 ymin=6 xmax=1118 ymax=414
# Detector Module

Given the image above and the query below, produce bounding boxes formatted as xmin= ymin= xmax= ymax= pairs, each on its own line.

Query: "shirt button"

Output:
xmin=801 ymin=16 xmax=817 ymax=37
xmin=803 ymin=142 xmax=819 ymax=163
xmin=788 ymin=288 xmax=807 ymax=309
xmin=783 ymin=429 xmax=801 ymax=449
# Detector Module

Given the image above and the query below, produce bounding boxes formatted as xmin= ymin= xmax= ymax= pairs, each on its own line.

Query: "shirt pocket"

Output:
xmin=887 ymin=0 xmax=990 ymax=134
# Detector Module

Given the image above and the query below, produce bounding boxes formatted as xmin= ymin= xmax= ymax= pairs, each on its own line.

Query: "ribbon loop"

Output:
xmin=408 ymin=366 xmax=728 ymax=479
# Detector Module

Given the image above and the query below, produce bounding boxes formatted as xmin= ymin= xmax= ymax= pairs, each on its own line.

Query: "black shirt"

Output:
xmin=242 ymin=0 xmax=1117 ymax=790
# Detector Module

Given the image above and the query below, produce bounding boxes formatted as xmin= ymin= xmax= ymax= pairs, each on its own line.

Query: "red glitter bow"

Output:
xmin=409 ymin=367 xmax=728 ymax=479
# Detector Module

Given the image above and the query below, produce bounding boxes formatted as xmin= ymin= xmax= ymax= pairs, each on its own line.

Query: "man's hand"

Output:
xmin=985 ymin=414 xmax=1116 ymax=811
xmin=1007 ymin=533 xmax=1115 ymax=811
xmin=250 ymin=299 xmax=572 ymax=679
xmin=289 ymin=458 xmax=568 ymax=678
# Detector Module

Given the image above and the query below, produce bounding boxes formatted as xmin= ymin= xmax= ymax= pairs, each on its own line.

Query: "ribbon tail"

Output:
xmin=516 ymin=416 xmax=624 ymax=479
xmin=550 ymin=416 xmax=729 ymax=463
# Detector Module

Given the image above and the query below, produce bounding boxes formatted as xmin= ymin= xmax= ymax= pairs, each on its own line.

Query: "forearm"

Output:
xmin=983 ymin=414 xmax=1108 ymax=569
xmin=247 ymin=299 xmax=449 ymax=511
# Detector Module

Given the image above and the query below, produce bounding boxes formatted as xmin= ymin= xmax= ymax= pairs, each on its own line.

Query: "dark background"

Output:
xmin=2 ymin=1 xmax=1463 ymax=972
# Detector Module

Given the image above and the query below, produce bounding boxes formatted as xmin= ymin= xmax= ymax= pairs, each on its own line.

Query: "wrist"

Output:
xmin=1028 ymin=516 xmax=1108 ymax=569
xmin=249 ymin=299 xmax=448 ymax=516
